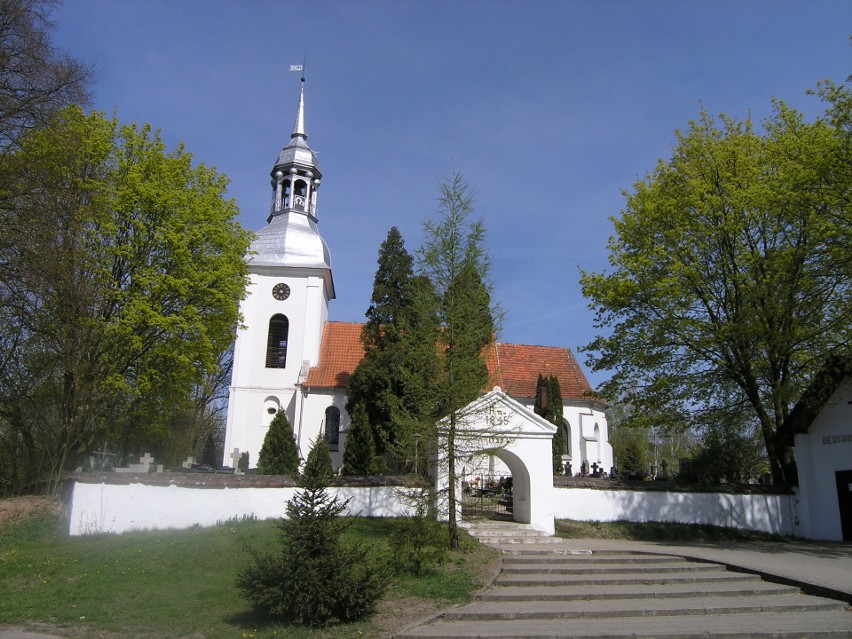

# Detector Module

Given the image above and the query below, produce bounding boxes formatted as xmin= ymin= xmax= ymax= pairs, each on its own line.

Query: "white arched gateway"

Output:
xmin=437 ymin=387 xmax=557 ymax=534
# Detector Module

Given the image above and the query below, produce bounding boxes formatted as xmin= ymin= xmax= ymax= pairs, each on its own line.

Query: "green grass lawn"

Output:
xmin=556 ymin=518 xmax=794 ymax=542
xmin=0 ymin=499 xmax=498 ymax=639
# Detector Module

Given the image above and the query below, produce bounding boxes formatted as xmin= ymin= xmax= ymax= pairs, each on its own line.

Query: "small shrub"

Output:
xmin=256 ymin=412 xmax=300 ymax=476
xmin=237 ymin=438 xmax=388 ymax=627
xmin=389 ymin=491 xmax=448 ymax=576
xmin=390 ymin=514 xmax=447 ymax=576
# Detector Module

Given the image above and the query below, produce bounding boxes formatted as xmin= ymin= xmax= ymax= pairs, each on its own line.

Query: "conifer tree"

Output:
xmin=535 ymin=374 xmax=567 ymax=475
xmin=342 ymin=403 xmax=377 ymax=475
xmin=419 ymin=173 xmax=497 ymax=548
xmin=346 ymin=227 xmax=439 ymax=458
xmin=237 ymin=437 xmax=387 ymax=626
xmin=256 ymin=411 xmax=300 ymax=476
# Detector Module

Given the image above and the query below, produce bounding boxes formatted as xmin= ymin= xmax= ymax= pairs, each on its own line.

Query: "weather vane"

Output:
xmin=289 ymin=56 xmax=306 ymax=83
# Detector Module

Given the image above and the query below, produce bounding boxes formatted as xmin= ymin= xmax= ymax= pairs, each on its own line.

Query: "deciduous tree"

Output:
xmin=0 ymin=0 xmax=91 ymax=157
xmin=419 ymin=173 xmax=497 ymax=548
xmin=581 ymin=84 xmax=852 ymax=485
xmin=0 ymin=106 xmax=251 ymax=493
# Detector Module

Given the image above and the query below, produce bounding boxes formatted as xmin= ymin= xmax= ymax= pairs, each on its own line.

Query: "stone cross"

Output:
xmin=230 ymin=448 xmax=242 ymax=473
xmin=591 ymin=462 xmax=600 ymax=476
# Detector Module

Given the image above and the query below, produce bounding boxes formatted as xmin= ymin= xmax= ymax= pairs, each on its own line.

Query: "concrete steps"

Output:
xmin=395 ymin=523 xmax=852 ymax=638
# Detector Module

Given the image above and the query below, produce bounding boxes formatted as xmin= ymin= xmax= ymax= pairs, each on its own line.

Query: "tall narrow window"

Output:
xmin=265 ymin=314 xmax=289 ymax=368
xmin=325 ymin=406 xmax=340 ymax=451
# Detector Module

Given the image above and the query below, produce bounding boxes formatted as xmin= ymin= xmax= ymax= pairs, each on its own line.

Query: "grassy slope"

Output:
xmin=0 ymin=499 xmax=497 ymax=639
xmin=557 ymin=519 xmax=794 ymax=543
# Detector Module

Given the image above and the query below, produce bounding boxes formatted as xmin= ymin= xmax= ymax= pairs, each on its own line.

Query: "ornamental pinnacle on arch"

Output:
xmin=269 ymin=80 xmax=322 ymax=223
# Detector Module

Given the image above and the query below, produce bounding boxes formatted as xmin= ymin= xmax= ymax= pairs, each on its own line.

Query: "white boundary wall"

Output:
xmin=553 ymin=486 xmax=796 ymax=536
xmin=68 ymin=481 xmax=415 ymax=536
xmin=67 ymin=479 xmax=797 ymax=538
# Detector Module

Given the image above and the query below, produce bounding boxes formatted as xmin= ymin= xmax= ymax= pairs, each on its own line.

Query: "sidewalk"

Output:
xmin=559 ymin=537 xmax=852 ymax=604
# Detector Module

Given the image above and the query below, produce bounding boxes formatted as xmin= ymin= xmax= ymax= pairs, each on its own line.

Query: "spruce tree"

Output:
xmin=342 ymin=403 xmax=376 ymax=475
xmin=237 ymin=437 xmax=388 ymax=626
xmin=256 ymin=411 xmax=300 ymax=476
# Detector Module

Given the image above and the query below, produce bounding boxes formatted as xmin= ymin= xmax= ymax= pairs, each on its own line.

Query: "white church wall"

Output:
xmin=552 ymin=485 xmax=796 ymax=536
xmin=297 ymin=388 xmax=349 ymax=469
xmin=68 ymin=480 xmax=416 ymax=536
xmin=511 ymin=399 xmax=613 ymax=477
xmin=794 ymin=376 xmax=852 ymax=541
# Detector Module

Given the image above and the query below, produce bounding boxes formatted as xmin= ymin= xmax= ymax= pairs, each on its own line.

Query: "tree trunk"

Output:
xmin=447 ymin=411 xmax=458 ymax=549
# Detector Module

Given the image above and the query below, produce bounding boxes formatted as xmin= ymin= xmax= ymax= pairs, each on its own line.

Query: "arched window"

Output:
xmin=265 ymin=314 xmax=289 ymax=368
xmin=293 ymin=179 xmax=308 ymax=210
xmin=325 ymin=406 xmax=340 ymax=451
xmin=562 ymin=420 xmax=572 ymax=458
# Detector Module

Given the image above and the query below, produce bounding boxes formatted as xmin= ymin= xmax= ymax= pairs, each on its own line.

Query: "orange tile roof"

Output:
xmin=304 ymin=321 xmax=596 ymax=401
xmin=304 ymin=322 xmax=365 ymax=388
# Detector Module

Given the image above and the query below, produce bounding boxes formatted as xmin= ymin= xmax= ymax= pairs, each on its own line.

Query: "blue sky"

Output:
xmin=51 ymin=1 xmax=850 ymax=389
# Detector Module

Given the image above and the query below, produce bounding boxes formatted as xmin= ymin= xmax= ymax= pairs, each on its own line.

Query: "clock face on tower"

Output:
xmin=272 ymin=282 xmax=290 ymax=301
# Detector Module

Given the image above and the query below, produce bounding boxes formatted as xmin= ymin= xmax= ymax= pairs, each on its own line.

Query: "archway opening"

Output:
xmin=460 ymin=448 xmax=532 ymax=524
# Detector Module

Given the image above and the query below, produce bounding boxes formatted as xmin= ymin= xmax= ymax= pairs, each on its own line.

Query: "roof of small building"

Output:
xmin=787 ymin=355 xmax=852 ymax=435
xmin=304 ymin=321 xmax=598 ymax=403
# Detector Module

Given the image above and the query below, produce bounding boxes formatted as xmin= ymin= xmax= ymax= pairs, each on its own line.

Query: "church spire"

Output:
xmin=269 ymin=79 xmax=322 ymax=223
xmin=291 ymin=80 xmax=306 ymax=141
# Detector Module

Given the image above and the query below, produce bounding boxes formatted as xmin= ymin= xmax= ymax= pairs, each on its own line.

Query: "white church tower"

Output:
xmin=223 ymin=79 xmax=335 ymax=467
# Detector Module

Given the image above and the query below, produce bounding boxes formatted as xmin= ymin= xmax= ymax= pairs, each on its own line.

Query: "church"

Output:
xmin=222 ymin=82 xmax=613 ymax=477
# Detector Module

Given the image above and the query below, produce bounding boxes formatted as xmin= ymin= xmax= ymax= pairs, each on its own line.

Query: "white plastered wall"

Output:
xmin=436 ymin=388 xmax=557 ymax=534
xmin=794 ymin=376 xmax=852 ymax=541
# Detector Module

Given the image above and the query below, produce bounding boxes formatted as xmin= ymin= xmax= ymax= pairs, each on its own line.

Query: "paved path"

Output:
xmin=395 ymin=522 xmax=852 ymax=638
xmin=560 ymin=537 xmax=852 ymax=604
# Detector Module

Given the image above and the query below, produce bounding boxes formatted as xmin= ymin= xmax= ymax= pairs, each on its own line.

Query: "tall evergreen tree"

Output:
xmin=534 ymin=374 xmax=566 ymax=475
xmin=256 ymin=411 xmax=300 ymax=476
xmin=419 ymin=173 xmax=497 ymax=548
xmin=346 ymin=227 xmax=439 ymax=458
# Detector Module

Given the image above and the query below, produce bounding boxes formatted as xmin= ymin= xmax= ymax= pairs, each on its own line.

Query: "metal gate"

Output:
xmin=461 ymin=474 xmax=513 ymax=520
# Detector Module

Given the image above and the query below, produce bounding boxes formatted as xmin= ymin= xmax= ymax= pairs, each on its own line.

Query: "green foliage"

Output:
xmin=346 ymin=227 xmax=440 ymax=459
xmin=237 ymin=438 xmax=389 ymax=627
xmin=303 ymin=437 xmax=334 ymax=486
xmin=342 ymin=404 xmax=376 ymax=475
xmin=611 ymin=427 xmax=651 ymax=477
xmin=390 ymin=513 xmax=448 ymax=577
xmin=534 ymin=374 xmax=566 ymax=474
xmin=256 ymin=412 xmax=300 ymax=476
xmin=418 ymin=173 xmax=498 ymax=548
xmin=0 ymin=106 xmax=251 ymax=494
xmin=686 ymin=414 xmax=767 ymax=484
xmin=580 ymin=83 xmax=852 ymax=485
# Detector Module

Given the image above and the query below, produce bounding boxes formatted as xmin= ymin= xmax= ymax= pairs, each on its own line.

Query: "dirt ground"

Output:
xmin=0 ymin=495 xmax=60 ymax=528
